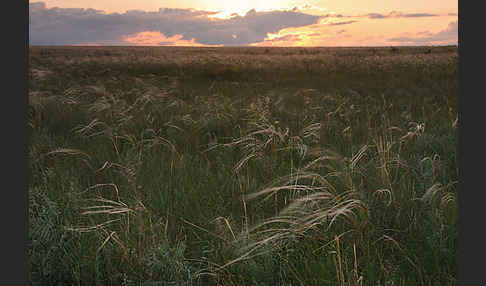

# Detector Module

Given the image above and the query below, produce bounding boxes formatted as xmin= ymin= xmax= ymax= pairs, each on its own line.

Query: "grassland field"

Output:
xmin=28 ymin=45 xmax=458 ymax=285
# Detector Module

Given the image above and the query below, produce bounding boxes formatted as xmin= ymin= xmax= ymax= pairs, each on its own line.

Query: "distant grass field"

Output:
xmin=28 ymin=45 xmax=458 ymax=285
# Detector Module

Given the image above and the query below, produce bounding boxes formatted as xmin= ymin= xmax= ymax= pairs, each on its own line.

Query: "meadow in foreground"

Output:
xmin=28 ymin=45 xmax=458 ymax=285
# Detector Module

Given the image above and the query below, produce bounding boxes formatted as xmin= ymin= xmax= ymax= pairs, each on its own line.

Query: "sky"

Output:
xmin=29 ymin=1 xmax=458 ymax=47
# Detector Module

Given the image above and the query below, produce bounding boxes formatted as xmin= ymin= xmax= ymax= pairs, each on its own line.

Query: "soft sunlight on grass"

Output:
xmin=29 ymin=45 xmax=458 ymax=285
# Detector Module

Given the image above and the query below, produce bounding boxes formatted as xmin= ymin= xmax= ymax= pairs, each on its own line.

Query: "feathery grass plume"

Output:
xmin=46 ymin=148 xmax=92 ymax=160
xmin=45 ymin=148 xmax=94 ymax=170
xmin=60 ymin=87 xmax=82 ymax=105
xmin=73 ymin=118 xmax=111 ymax=138
xmin=226 ymin=120 xmax=290 ymax=173
xmin=225 ymin=119 xmax=326 ymax=176
xmin=440 ymin=190 xmax=457 ymax=212
xmin=418 ymin=183 xmax=444 ymax=204
xmin=227 ymin=145 xmax=370 ymax=270
xmin=66 ymin=186 xmax=149 ymax=264
xmin=301 ymin=122 xmax=321 ymax=142
xmin=417 ymin=181 xmax=457 ymax=208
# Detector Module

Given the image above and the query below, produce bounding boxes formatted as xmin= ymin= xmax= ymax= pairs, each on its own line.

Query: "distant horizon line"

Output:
xmin=29 ymin=44 xmax=458 ymax=48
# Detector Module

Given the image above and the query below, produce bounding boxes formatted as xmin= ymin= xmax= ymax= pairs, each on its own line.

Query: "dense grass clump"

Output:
xmin=29 ymin=45 xmax=458 ymax=285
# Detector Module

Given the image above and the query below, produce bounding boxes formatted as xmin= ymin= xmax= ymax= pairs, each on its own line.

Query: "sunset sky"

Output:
xmin=29 ymin=1 xmax=458 ymax=47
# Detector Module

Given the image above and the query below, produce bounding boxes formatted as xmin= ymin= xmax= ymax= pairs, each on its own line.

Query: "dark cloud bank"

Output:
xmin=29 ymin=2 xmax=457 ymax=46
xmin=29 ymin=2 xmax=321 ymax=45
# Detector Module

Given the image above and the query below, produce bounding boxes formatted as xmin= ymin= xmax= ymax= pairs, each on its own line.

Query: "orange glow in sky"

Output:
xmin=123 ymin=31 xmax=221 ymax=46
xmin=34 ymin=0 xmax=456 ymax=15
xmin=30 ymin=1 xmax=458 ymax=46
xmin=252 ymin=13 xmax=457 ymax=47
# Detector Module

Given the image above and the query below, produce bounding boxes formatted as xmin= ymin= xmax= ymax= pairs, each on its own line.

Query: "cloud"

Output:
xmin=29 ymin=2 xmax=321 ymax=46
xmin=327 ymin=20 xmax=357 ymax=26
xmin=320 ymin=13 xmax=346 ymax=18
xmin=263 ymin=34 xmax=301 ymax=43
xmin=365 ymin=11 xmax=438 ymax=19
xmin=365 ymin=13 xmax=387 ymax=19
xmin=292 ymin=4 xmax=328 ymax=14
xmin=387 ymin=21 xmax=458 ymax=45
xmin=403 ymin=13 xmax=439 ymax=18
